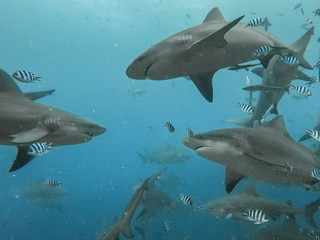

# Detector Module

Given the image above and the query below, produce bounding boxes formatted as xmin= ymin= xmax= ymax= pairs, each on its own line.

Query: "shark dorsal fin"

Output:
xmin=225 ymin=168 xmax=245 ymax=193
xmin=203 ymin=7 xmax=227 ymax=23
xmin=0 ymin=69 xmax=23 ymax=94
xmin=265 ymin=116 xmax=290 ymax=136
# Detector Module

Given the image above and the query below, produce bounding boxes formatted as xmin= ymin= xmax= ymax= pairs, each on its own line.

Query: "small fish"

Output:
xmin=311 ymin=168 xmax=320 ymax=180
xmin=284 ymin=162 xmax=293 ymax=173
xmin=164 ymin=122 xmax=175 ymax=132
xmin=309 ymin=232 xmax=320 ymax=240
xmin=314 ymin=60 xmax=320 ymax=69
xmin=242 ymin=208 xmax=269 ymax=224
xmin=27 ymin=142 xmax=52 ymax=156
xmin=313 ymin=8 xmax=320 ymax=16
xmin=245 ymin=17 xmax=267 ymax=27
xmin=293 ymin=3 xmax=302 ymax=10
xmin=290 ymin=85 xmax=312 ymax=96
xmin=12 ymin=70 xmax=41 ymax=83
xmin=306 ymin=76 xmax=319 ymax=87
xmin=306 ymin=18 xmax=313 ymax=24
xmin=282 ymin=56 xmax=300 ymax=64
xmin=252 ymin=45 xmax=272 ymax=57
xmin=46 ymin=178 xmax=62 ymax=187
xmin=163 ymin=220 xmax=170 ymax=233
xmin=180 ymin=193 xmax=193 ymax=206
xmin=237 ymin=102 xmax=255 ymax=114
xmin=185 ymin=127 xmax=193 ymax=137
xmin=306 ymin=129 xmax=320 ymax=142
xmin=300 ymin=8 xmax=304 ymax=15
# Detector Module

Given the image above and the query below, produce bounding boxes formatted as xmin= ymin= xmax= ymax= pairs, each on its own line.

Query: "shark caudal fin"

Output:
xmin=290 ymin=27 xmax=314 ymax=69
xmin=302 ymin=198 xmax=320 ymax=227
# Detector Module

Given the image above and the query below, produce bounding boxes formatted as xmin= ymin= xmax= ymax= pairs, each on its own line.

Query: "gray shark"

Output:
xmin=98 ymin=168 xmax=167 ymax=240
xmin=182 ymin=115 xmax=320 ymax=193
xmin=202 ymin=184 xmax=320 ymax=227
xmin=126 ymin=7 xmax=313 ymax=102
xmin=0 ymin=69 xmax=106 ymax=172
xmin=233 ymin=27 xmax=314 ymax=127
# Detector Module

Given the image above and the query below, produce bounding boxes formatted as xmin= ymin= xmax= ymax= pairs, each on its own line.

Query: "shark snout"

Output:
xmin=87 ymin=123 xmax=106 ymax=137
xmin=126 ymin=57 xmax=150 ymax=79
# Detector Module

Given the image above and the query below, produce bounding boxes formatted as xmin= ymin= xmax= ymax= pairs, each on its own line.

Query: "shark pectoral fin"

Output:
xmin=193 ymin=15 xmax=244 ymax=50
xmin=294 ymin=70 xmax=311 ymax=81
xmin=9 ymin=146 xmax=35 ymax=172
xmin=121 ymin=225 xmax=134 ymax=239
xmin=190 ymin=72 xmax=215 ymax=102
xmin=24 ymin=89 xmax=55 ymax=101
xmin=251 ymin=67 xmax=264 ymax=78
xmin=225 ymin=168 xmax=245 ymax=193
xmin=10 ymin=128 xmax=49 ymax=144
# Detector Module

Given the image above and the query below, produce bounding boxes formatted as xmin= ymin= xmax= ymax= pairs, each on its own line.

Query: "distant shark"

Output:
xmin=0 ymin=69 xmax=106 ymax=172
xmin=126 ymin=7 xmax=313 ymax=102
xmin=182 ymin=115 xmax=320 ymax=193
xmin=97 ymin=168 xmax=167 ymax=240
xmin=202 ymin=184 xmax=320 ymax=227
xmin=233 ymin=27 xmax=314 ymax=127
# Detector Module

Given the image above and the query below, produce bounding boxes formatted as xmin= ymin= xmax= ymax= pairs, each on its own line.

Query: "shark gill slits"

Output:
xmin=306 ymin=129 xmax=320 ymax=142
xmin=290 ymin=85 xmax=312 ymax=96
xmin=242 ymin=208 xmax=269 ymax=224
xmin=237 ymin=102 xmax=255 ymax=114
xmin=44 ymin=117 xmax=60 ymax=131
xmin=27 ymin=142 xmax=52 ymax=156
xmin=12 ymin=70 xmax=41 ymax=83
xmin=164 ymin=122 xmax=175 ymax=133
xmin=180 ymin=193 xmax=193 ymax=206
xmin=46 ymin=178 xmax=62 ymax=187
xmin=311 ymin=168 xmax=320 ymax=180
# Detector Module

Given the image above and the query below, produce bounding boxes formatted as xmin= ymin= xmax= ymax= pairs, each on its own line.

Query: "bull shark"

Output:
xmin=182 ymin=115 xmax=320 ymax=193
xmin=97 ymin=168 xmax=167 ymax=240
xmin=232 ymin=27 xmax=314 ymax=127
xmin=0 ymin=69 xmax=106 ymax=172
xmin=201 ymin=184 xmax=320 ymax=227
xmin=126 ymin=7 xmax=313 ymax=102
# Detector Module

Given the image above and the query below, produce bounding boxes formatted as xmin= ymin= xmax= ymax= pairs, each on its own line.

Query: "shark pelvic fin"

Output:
xmin=193 ymin=15 xmax=244 ymax=50
xmin=225 ymin=168 xmax=245 ymax=193
xmin=202 ymin=7 xmax=227 ymax=23
xmin=9 ymin=146 xmax=36 ymax=172
xmin=190 ymin=72 xmax=215 ymax=102
xmin=10 ymin=128 xmax=49 ymax=144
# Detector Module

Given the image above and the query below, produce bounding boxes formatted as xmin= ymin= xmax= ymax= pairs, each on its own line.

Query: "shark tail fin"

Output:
xmin=290 ymin=26 xmax=314 ymax=69
xmin=302 ymin=198 xmax=320 ymax=227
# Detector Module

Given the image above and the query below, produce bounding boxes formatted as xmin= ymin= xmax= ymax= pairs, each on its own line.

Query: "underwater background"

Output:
xmin=0 ymin=0 xmax=319 ymax=239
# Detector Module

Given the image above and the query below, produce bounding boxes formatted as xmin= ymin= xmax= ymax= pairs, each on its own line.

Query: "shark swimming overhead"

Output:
xmin=182 ymin=115 xmax=320 ymax=193
xmin=126 ymin=7 xmax=313 ymax=102
xmin=0 ymin=69 xmax=106 ymax=172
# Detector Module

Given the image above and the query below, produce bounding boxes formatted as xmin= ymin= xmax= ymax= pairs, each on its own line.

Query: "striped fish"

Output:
xmin=163 ymin=220 xmax=170 ymax=233
xmin=245 ymin=17 xmax=267 ymax=27
xmin=311 ymin=168 xmax=320 ymax=180
xmin=290 ymin=85 xmax=312 ymax=96
xmin=180 ymin=193 xmax=193 ymax=206
xmin=306 ymin=129 xmax=320 ymax=142
xmin=252 ymin=45 xmax=272 ymax=57
xmin=313 ymin=8 xmax=320 ymax=16
xmin=237 ymin=102 xmax=255 ymax=114
xmin=293 ymin=3 xmax=302 ymax=10
xmin=283 ymin=56 xmax=300 ymax=64
xmin=314 ymin=60 xmax=320 ymax=69
xmin=242 ymin=208 xmax=269 ymax=224
xmin=306 ymin=18 xmax=313 ymax=24
xmin=46 ymin=178 xmax=62 ymax=187
xmin=12 ymin=70 xmax=41 ymax=83
xmin=164 ymin=122 xmax=175 ymax=132
xmin=309 ymin=233 xmax=320 ymax=240
xmin=185 ymin=127 xmax=193 ymax=137
xmin=306 ymin=76 xmax=319 ymax=87
xmin=27 ymin=142 xmax=52 ymax=156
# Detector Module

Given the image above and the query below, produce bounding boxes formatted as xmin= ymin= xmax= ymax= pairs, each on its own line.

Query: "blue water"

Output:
xmin=0 ymin=0 xmax=319 ymax=239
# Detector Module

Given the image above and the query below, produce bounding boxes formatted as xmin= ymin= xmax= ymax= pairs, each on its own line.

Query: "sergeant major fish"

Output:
xmin=12 ymin=70 xmax=41 ymax=83
xmin=242 ymin=208 xmax=269 ymax=224
xmin=28 ymin=142 xmax=52 ymax=156
xmin=164 ymin=122 xmax=175 ymax=133
xmin=46 ymin=178 xmax=62 ymax=187
xmin=180 ymin=193 xmax=193 ymax=206
xmin=290 ymin=85 xmax=312 ymax=96
xmin=305 ymin=129 xmax=320 ymax=142
xmin=311 ymin=168 xmax=320 ymax=181
xmin=237 ymin=102 xmax=255 ymax=114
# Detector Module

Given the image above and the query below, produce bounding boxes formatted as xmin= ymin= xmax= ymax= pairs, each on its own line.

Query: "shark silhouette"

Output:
xmin=182 ymin=115 xmax=320 ymax=193
xmin=126 ymin=7 xmax=313 ymax=102
xmin=0 ymin=69 xmax=106 ymax=172
xmin=98 ymin=168 xmax=167 ymax=240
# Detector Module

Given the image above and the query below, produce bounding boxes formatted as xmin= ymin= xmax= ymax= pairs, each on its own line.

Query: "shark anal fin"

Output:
xmin=24 ymin=89 xmax=55 ymax=101
xmin=9 ymin=146 xmax=35 ymax=172
xmin=193 ymin=15 xmax=244 ymax=50
xmin=225 ymin=168 xmax=245 ymax=193
xmin=10 ymin=128 xmax=49 ymax=144
xmin=190 ymin=72 xmax=215 ymax=102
